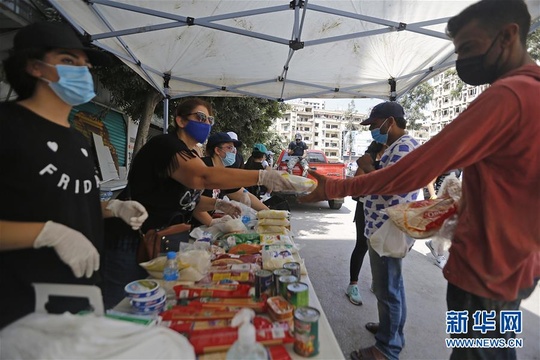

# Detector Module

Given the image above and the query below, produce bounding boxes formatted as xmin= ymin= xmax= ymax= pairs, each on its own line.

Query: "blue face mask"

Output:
xmin=221 ymin=151 xmax=236 ymax=166
xmin=370 ymin=118 xmax=389 ymax=144
xmin=40 ymin=63 xmax=96 ymax=106
xmin=184 ymin=120 xmax=211 ymax=143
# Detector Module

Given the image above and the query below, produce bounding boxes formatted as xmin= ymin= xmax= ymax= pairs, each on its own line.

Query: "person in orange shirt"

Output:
xmin=301 ymin=1 xmax=539 ymax=359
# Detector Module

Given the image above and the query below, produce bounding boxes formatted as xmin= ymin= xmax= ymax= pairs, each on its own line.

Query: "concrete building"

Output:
xmin=415 ymin=70 xmax=487 ymax=143
xmin=271 ymin=99 xmax=367 ymax=162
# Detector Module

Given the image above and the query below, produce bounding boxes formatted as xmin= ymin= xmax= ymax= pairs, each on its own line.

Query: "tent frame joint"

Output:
xmin=186 ymin=17 xmax=195 ymax=26
xmin=289 ymin=39 xmax=304 ymax=50
xmin=289 ymin=0 xmax=305 ymax=10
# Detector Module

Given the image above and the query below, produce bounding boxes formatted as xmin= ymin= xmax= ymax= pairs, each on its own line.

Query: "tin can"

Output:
xmin=255 ymin=269 xmax=274 ymax=299
xmin=273 ymin=268 xmax=292 ymax=295
xmin=286 ymin=282 xmax=309 ymax=309
xmin=278 ymin=275 xmax=298 ymax=297
xmin=283 ymin=262 xmax=301 ymax=279
xmin=294 ymin=306 xmax=320 ymax=357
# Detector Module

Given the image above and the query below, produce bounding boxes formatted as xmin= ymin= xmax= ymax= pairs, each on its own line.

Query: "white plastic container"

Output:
xmin=226 ymin=308 xmax=267 ymax=360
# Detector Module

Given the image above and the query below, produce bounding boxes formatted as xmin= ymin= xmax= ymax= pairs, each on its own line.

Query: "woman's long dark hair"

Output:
xmin=3 ymin=48 xmax=48 ymax=101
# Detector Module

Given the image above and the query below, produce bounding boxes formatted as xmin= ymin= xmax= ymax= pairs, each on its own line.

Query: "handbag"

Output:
xmin=369 ymin=220 xmax=415 ymax=258
xmin=137 ymin=223 xmax=192 ymax=263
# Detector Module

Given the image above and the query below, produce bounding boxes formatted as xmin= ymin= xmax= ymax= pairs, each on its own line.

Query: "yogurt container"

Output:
xmin=131 ymin=297 xmax=167 ymax=314
xmin=124 ymin=279 xmax=160 ymax=299
xmin=130 ymin=288 xmax=166 ymax=308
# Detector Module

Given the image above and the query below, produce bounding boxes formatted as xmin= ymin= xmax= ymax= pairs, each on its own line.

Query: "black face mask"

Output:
xmin=456 ymin=33 xmax=503 ymax=86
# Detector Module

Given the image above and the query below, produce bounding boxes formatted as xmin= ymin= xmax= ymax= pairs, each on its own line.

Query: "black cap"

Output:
xmin=360 ymin=102 xmax=405 ymax=125
xmin=206 ymin=132 xmax=241 ymax=150
xmin=13 ymin=22 xmax=110 ymax=66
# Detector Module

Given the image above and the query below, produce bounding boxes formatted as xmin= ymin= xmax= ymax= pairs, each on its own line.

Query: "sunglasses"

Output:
xmin=219 ymin=145 xmax=236 ymax=152
xmin=184 ymin=111 xmax=215 ymax=125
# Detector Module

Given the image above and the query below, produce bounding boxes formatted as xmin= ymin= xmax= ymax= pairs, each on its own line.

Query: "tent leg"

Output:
xmin=163 ymin=97 xmax=169 ymax=134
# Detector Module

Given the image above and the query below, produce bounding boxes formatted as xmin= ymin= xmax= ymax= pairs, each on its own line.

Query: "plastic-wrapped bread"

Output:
xmin=257 ymin=218 xmax=290 ymax=226
xmin=257 ymin=210 xmax=290 ymax=219
xmin=386 ymin=198 xmax=458 ymax=239
xmin=281 ymin=173 xmax=317 ymax=192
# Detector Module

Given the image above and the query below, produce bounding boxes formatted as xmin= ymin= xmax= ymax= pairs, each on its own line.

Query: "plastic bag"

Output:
xmin=369 ymin=220 xmax=415 ymax=258
xmin=386 ymin=198 xmax=458 ymax=239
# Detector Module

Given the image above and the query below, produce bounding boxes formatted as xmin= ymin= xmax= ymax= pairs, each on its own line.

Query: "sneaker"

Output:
xmin=435 ymin=255 xmax=447 ymax=269
xmin=425 ymin=240 xmax=439 ymax=258
xmin=346 ymin=284 xmax=363 ymax=305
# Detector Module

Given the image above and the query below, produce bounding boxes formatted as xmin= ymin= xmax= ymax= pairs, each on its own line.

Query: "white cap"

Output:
xmin=227 ymin=132 xmax=239 ymax=141
xmin=226 ymin=131 xmax=243 ymax=146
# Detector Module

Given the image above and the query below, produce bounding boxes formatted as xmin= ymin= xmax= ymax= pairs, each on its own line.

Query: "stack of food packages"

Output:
xmin=140 ymin=209 xmax=320 ymax=358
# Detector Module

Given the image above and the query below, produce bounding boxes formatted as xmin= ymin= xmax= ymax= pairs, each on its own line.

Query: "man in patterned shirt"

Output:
xmin=352 ymin=102 xmax=421 ymax=360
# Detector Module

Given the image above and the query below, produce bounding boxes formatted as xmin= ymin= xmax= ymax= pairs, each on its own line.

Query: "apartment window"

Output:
xmin=468 ymin=88 xmax=477 ymax=96
xmin=314 ymin=141 xmax=318 ymax=146
xmin=314 ymin=132 xmax=319 ymax=136
xmin=443 ymin=110 xmax=448 ymax=116
xmin=443 ymin=97 xmax=449 ymax=103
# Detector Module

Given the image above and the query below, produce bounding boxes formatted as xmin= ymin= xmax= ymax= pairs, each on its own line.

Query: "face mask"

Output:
xmin=184 ymin=120 xmax=211 ymax=143
xmin=456 ymin=34 xmax=502 ymax=86
xmin=221 ymin=151 xmax=236 ymax=166
xmin=40 ymin=63 xmax=96 ymax=105
xmin=370 ymin=118 xmax=389 ymax=144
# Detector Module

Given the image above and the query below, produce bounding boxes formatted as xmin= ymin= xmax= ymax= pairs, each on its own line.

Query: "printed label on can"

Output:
xmin=287 ymin=282 xmax=309 ymax=309
xmin=255 ymin=269 xmax=274 ymax=299
xmin=278 ymin=275 xmax=298 ymax=298
xmin=294 ymin=306 xmax=320 ymax=357
xmin=283 ymin=262 xmax=301 ymax=278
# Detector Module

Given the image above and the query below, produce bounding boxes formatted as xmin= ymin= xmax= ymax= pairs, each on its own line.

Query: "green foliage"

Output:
xmin=168 ymin=97 xmax=285 ymax=157
xmin=446 ymin=69 xmax=465 ymax=100
xmin=527 ymin=28 xmax=539 ymax=62
xmin=398 ymin=81 xmax=434 ymax=130
xmin=92 ymin=57 xmax=162 ymax=123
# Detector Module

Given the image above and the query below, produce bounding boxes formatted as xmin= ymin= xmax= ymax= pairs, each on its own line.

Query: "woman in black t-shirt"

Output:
xmin=0 ymin=22 xmax=148 ymax=328
xmin=102 ymin=99 xmax=294 ymax=307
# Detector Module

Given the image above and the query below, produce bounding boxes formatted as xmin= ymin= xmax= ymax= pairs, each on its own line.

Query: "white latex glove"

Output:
xmin=214 ymin=199 xmax=242 ymax=218
xmin=209 ymin=215 xmax=233 ymax=226
xmin=239 ymin=189 xmax=252 ymax=207
xmin=33 ymin=221 xmax=100 ymax=278
xmin=258 ymin=170 xmax=296 ymax=192
xmin=107 ymin=199 xmax=148 ymax=230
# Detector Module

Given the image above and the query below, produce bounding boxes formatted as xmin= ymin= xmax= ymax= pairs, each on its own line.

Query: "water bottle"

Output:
xmin=163 ymin=251 xmax=179 ymax=309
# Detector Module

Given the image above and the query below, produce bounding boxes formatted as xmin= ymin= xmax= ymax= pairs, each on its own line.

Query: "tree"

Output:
xmin=398 ymin=81 xmax=434 ymax=130
xmin=167 ymin=97 xmax=284 ymax=158
xmin=343 ymin=100 xmax=358 ymax=161
xmin=527 ymin=28 xmax=539 ymax=62
xmin=92 ymin=58 xmax=163 ymax=154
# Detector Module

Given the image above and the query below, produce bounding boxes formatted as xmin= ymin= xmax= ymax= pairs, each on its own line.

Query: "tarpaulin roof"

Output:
xmin=50 ymin=0 xmax=540 ymax=101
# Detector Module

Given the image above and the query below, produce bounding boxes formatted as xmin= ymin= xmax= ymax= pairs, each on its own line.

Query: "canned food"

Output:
xmin=278 ymin=275 xmax=298 ymax=297
xmin=294 ymin=306 xmax=320 ymax=357
xmin=286 ymin=282 xmax=309 ymax=309
xmin=273 ymin=268 xmax=292 ymax=295
xmin=283 ymin=262 xmax=301 ymax=279
xmin=255 ymin=269 xmax=274 ymax=299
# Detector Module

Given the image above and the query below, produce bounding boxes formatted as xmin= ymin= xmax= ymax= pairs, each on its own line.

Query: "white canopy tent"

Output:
xmin=49 ymin=0 xmax=540 ymax=102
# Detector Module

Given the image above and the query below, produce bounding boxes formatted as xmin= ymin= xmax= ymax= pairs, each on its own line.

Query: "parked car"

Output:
xmin=275 ymin=149 xmax=345 ymax=209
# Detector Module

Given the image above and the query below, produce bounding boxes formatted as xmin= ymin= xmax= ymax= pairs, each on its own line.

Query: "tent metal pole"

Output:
xmin=163 ymin=98 xmax=169 ymax=134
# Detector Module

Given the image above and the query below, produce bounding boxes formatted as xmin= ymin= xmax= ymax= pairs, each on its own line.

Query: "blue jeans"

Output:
xmin=368 ymin=242 xmax=406 ymax=360
xmin=100 ymin=238 xmax=148 ymax=310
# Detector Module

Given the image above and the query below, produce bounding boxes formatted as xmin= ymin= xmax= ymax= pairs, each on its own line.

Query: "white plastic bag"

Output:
xmin=0 ymin=312 xmax=195 ymax=359
xmin=370 ymin=220 xmax=415 ymax=258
